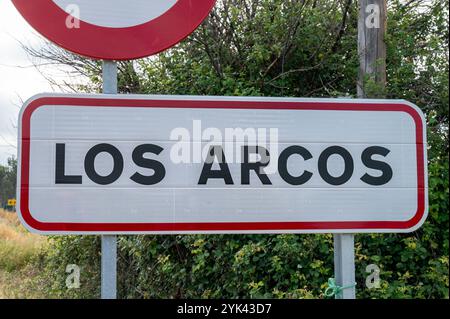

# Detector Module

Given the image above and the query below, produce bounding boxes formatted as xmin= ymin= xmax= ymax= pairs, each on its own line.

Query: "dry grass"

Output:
xmin=0 ymin=209 xmax=46 ymax=270
xmin=0 ymin=209 xmax=21 ymax=226
xmin=0 ymin=209 xmax=48 ymax=298
xmin=0 ymin=266 xmax=51 ymax=299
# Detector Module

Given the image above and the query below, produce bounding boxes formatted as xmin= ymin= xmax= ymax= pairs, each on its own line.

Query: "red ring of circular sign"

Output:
xmin=12 ymin=0 xmax=216 ymax=60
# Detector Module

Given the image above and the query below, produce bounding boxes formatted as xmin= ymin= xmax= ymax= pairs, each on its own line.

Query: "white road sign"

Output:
xmin=17 ymin=94 xmax=428 ymax=234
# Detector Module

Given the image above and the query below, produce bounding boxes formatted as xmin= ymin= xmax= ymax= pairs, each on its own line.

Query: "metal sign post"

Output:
xmin=333 ymin=234 xmax=356 ymax=299
xmin=101 ymin=60 xmax=118 ymax=299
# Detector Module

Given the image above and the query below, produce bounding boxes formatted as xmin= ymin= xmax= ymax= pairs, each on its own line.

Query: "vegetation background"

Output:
xmin=0 ymin=0 xmax=448 ymax=298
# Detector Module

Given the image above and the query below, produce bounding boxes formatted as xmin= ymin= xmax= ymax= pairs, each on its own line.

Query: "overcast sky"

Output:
xmin=0 ymin=0 xmax=59 ymax=165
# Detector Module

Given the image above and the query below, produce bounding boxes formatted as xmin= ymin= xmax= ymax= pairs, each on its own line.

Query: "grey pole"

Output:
xmin=103 ymin=60 xmax=118 ymax=94
xmin=101 ymin=60 xmax=118 ymax=299
xmin=333 ymin=234 xmax=356 ymax=299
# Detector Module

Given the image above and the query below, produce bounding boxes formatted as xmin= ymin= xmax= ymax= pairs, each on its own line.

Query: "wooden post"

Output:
xmin=333 ymin=0 xmax=387 ymax=300
xmin=358 ymin=0 xmax=387 ymax=98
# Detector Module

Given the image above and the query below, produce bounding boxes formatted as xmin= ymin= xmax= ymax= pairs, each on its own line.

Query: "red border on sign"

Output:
xmin=19 ymin=97 xmax=426 ymax=232
xmin=12 ymin=0 xmax=216 ymax=60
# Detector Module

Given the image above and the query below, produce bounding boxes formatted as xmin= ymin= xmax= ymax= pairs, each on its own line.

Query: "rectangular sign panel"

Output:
xmin=17 ymin=94 xmax=427 ymax=234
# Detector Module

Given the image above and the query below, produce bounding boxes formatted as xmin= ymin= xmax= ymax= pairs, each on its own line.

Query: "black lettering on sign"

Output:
xmin=84 ymin=143 xmax=124 ymax=185
xmin=278 ymin=145 xmax=313 ymax=185
xmin=361 ymin=146 xmax=393 ymax=185
xmin=198 ymin=146 xmax=234 ymax=185
xmin=130 ymin=144 xmax=166 ymax=185
xmin=318 ymin=146 xmax=354 ymax=186
xmin=55 ymin=143 xmax=82 ymax=184
xmin=241 ymin=146 xmax=272 ymax=185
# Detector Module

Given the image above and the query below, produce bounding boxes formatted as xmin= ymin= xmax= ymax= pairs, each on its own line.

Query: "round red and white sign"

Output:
xmin=12 ymin=0 xmax=216 ymax=60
